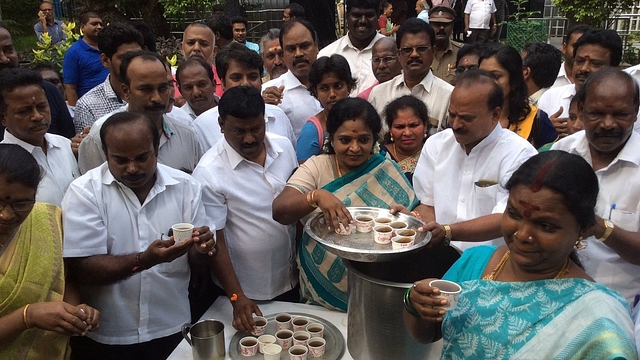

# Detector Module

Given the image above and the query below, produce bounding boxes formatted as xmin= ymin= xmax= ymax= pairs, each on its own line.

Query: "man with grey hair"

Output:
xmin=416 ymin=0 xmax=430 ymax=23
xmin=259 ymin=28 xmax=287 ymax=82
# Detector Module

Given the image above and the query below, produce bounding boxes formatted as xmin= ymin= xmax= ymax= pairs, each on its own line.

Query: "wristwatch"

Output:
xmin=598 ymin=219 xmax=614 ymax=242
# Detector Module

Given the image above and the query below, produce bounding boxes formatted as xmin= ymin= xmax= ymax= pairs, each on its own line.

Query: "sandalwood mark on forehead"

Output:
xmin=519 ymin=200 xmax=540 ymax=218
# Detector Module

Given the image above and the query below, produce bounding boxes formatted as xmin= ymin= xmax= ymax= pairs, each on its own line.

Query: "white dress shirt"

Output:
xmin=369 ymin=71 xmax=453 ymax=132
xmin=551 ymin=131 xmax=640 ymax=304
xmin=191 ymin=104 xmax=296 ymax=152
xmin=180 ymin=102 xmax=198 ymax=120
xmin=551 ymin=62 xmax=572 ymax=88
xmin=193 ymin=133 xmax=298 ymax=299
xmin=78 ymin=105 xmax=203 ymax=174
xmin=62 ymin=163 xmax=206 ymax=345
xmin=464 ymin=0 xmax=497 ymax=29
xmin=318 ymin=33 xmax=385 ymax=96
xmin=2 ymin=131 xmax=78 ymax=207
xmin=536 ymin=83 xmax=575 ymax=119
xmin=414 ymin=124 xmax=537 ymax=252
xmin=262 ymin=71 xmax=323 ymax=139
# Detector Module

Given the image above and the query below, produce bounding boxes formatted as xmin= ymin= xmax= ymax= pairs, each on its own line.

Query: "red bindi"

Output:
xmin=531 ymin=162 xmax=554 ymax=193
xmin=519 ymin=200 xmax=540 ymax=218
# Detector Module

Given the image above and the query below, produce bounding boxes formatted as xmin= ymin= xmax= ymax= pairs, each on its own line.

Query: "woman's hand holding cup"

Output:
xmin=315 ymin=190 xmax=353 ymax=231
xmin=409 ymin=278 xmax=449 ymax=322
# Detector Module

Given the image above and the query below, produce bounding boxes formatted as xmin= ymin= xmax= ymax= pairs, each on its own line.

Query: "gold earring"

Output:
xmin=575 ymin=236 xmax=586 ymax=250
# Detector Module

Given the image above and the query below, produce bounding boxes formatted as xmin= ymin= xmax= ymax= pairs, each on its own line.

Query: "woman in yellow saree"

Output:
xmin=0 ymin=144 xmax=99 ymax=359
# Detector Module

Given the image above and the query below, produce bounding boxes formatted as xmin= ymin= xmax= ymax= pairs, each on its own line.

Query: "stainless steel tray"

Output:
xmin=229 ymin=312 xmax=345 ymax=360
xmin=305 ymin=207 xmax=431 ymax=262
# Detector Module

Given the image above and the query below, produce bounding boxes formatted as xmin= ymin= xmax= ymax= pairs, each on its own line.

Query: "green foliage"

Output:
xmin=506 ymin=20 xmax=547 ymax=53
xmin=32 ymin=22 xmax=80 ymax=72
xmin=509 ymin=0 xmax=541 ymax=21
xmin=551 ymin=0 xmax=635 ymax=26
xmin=623 ymin=33 xmax=640 ymax=66
xmin=160 ymin=0 xmax=218 ymax=19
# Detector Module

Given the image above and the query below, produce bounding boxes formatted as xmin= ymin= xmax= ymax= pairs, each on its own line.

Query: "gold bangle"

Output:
xmin=306 ymin=190 xmax=318 ymax=208
xmin=23 ymin=304 xmax=32 ymax=329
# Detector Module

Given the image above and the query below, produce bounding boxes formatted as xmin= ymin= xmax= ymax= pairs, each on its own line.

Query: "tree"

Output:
xmin=74 ymin=0 xmax=172 ymax=37
xmin=552 ymin=0 xmax=635 ymax=27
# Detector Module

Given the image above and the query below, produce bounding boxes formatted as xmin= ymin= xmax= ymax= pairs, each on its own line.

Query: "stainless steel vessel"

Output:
xmin=344 ymin=246 xmax=461 ymax=360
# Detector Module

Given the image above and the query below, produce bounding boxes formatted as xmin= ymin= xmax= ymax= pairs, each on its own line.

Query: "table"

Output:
xmin=168 ymin=298 xmax=355 ymax=360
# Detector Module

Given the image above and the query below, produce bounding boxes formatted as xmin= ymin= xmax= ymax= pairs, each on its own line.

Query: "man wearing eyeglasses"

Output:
xmin=318 ymin=0 xmax=384 ymax=96
xmin=34 ymin=0 xmax=66 ymax=45
xmin=429 ymin=6 xmax=461 ymax=85
xmin=369 ymin=18 xmax=454 ymax=133
xmin=357 ymin=37 xmax=401 ymax=100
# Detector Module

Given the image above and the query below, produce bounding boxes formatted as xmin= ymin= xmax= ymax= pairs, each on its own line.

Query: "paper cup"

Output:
xmin=258 ymin=334 xmax=276 ymax=354
xmin=293 ymin=331 xmax=310 ymax=347
xmin=391 ymin=236 xmax=414 ymax=249
xmin=373 ymin=225 xmax=393 ymax=244
xmin=374 ymin=217 xmax=392 ymax=227
xmin=306 ymin=323 xmax=324 ymax=338
xmin=239 ymin=336 xmax=258 ymax=356
xmin=308 ymin=337 xmax=326 ymax=358
xmin=288 ymin=345 xmax=308 ymax=360
xmin=389 ymin=221 xmax=407 ymax=237
xmin=275 ymin=329 xmax=293 ymax=349
xmin=292 ymin=316 xmax=309 ymax=332
xmin=396 ymin=228 xmax=416 ymax=241
xmin=355 ymin=215 xmax=374 ymax=233
xmin=263 ymin=344 xmax=282 ymax=360
xmin=252 ymin=316 xmax=268 ymax=336
xmin=172 ymin=223 xmax=194 ymax=244
xmin=429 ymin=279 xmax=462 ymax=310
xmin=335 ymin=222 xmax=352 ymax=235
xmin=275 ymin=313 xmax=292 ymax=330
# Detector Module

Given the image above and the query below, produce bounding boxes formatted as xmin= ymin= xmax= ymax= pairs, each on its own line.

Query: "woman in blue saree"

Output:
xmin=273 ymin=98 xmax=418 ymax=311
xmin=404 ymin=151 xmax=638 ymax=359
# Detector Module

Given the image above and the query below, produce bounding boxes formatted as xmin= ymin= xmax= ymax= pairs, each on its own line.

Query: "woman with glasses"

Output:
xmin=0 ymin=144 xmax=99 ymax=359
xmin=479 ymin=44 xmax=558 ymax=149
xmin=297 ymin=54 xmax=356 ymax=163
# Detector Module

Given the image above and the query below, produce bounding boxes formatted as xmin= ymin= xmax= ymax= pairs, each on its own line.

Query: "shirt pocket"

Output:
xmin=610 ymin=208 xmax=639 ymax=232
xmin=474 ymin=181 xmax=499 ymax=216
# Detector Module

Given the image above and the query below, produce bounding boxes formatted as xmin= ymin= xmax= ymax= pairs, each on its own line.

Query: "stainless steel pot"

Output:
xmin=344 ymin=246 xmax=461 ymax=360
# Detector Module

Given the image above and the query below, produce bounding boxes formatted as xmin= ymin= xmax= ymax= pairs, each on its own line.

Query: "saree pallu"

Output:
xmin=440 ymin=247 xmax=637 ymax=359
xmin=0 ymin=203 xmax=68 ymax=360
xmin=298 ymin=154 xmax=418 ymax=311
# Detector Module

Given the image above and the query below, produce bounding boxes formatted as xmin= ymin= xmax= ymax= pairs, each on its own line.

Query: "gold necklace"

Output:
xmin=334 ymin=155 xmax=343 ymax=177
xmin=482 ymin=251 xmax=571 ymax=280
xmin=391 ymin=142 xmax=419 ymax=162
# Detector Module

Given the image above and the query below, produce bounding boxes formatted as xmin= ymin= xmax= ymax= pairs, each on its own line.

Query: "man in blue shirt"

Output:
xmin=62 ymin=11 xmax=108 ymax=105
xmin=231 ymin=16 xmax=260 ymax=53
xmin=34 ymin=0 xmax=66 ymax=44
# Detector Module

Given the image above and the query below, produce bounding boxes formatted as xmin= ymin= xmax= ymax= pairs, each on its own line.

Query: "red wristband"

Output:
xmin=132 ymin=252 xmax=148 ymax=272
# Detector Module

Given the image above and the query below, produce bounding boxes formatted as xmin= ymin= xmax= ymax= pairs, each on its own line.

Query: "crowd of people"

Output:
xmin=1 ymin=0 xmax=640 ymax=358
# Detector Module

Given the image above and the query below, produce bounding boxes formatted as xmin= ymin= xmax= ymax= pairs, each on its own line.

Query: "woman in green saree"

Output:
xmin=273 ymin=98 xmax=418 ymax=311
xmin=0 ymin=144 xmax=99 ymax=359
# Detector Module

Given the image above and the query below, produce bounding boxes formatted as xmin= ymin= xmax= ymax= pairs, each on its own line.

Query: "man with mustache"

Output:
xmin=318 ymin=0 xmax=384 ymax=96
xmin=537 ymin=29 xmax=622 ymax=138
xmin=259 ymin=28 xmax=287 ymax=82
xmin=552 ymin=24 xmax=591 ymax=88
xmin=551 ymin=68 xmax=640 ymax=306
xmin=62 ymin=111 xmax=221 ymax=359
xmin=429 ymin=6 xmax=461 ymax=86
xmin=0 ymin=25 xmax=75 ymax=141
xmin=0 ymin=67 xmax=78 ymax=207
xmin=404 ymin=69 xmax=536 ymax=251
xmin=77 ymin=51 xmax=202 ymax=174
xmin=192 ymin=43 xmax=295 ymax=152
xmin=193 ymin=86 xmax=299 ymax=310
xmin=357 ymin=37 xmax=402 ymax=100
xmin=74 ymin=22 xmax=144 ymax=133
xmin=175 ymin=57 xmax=218 ymax=119
xmin=369 ymin=18 xmax=453 ymax=133
xmin=262 ymin=19 xmax=322 ymax=138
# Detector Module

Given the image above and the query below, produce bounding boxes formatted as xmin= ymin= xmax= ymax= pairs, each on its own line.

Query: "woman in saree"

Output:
xmin=404 ymin=151 xmax=638 ymax=359
xmin=0 ymin=144 xmax=99 ymax=359
xmin=273 ymin=97 xmax=418 ymax=311
xmin=381 ymin=95 xmax=429 ymax=184
xmin=479 ymin=45 xmax=558 ymax=149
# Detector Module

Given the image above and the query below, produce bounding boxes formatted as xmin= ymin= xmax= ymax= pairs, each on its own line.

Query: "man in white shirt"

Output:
xmin=63 ymin=111 xmax=224 ymax=359
xmin=551 ymin=68 xmax=640 ymax=305
xmin=416 ymin=0 xmax=430 ymax=23
xmin=78 ymin=51 xmax=203 ymax=174
xmin=411 ymin=69 xmax=537 ymax=252
xmin=464 ymin=0 xmax=496 ymax=43
xmin=538 ymin=29 xmax=622 ymax=138
xmin=369 ymin=18 xmax=453 ymax=132
xmin=357 ymin=37 xmax=402 ymax=100
xmin=552 ymin=24 xmax=591 ymax=88
xmin=318 ymin=0 xmax=384 ymax=96
xmin=0 ymin=68 xmax=79 ymax=207
xmin=262 ymin=19 xmax=323 ymax=138
xmin=192 ymin=43 xmax=295 ymax=151
xmin=176 ymin=57 xmax=218 ymax=119
xmin=521 ymin=42 xmax=562 ymax=105
xmin=193 ymin=86 xmax=299 ymax=301
xmin=74 ymin=22 xmax=143 ymax=133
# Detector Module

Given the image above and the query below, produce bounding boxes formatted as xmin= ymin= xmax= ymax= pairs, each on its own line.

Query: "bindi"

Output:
xmin=530 ymin=161 xmax=554 ymax=193
xmin=519 ymin=200 xmax=540 ymax=218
